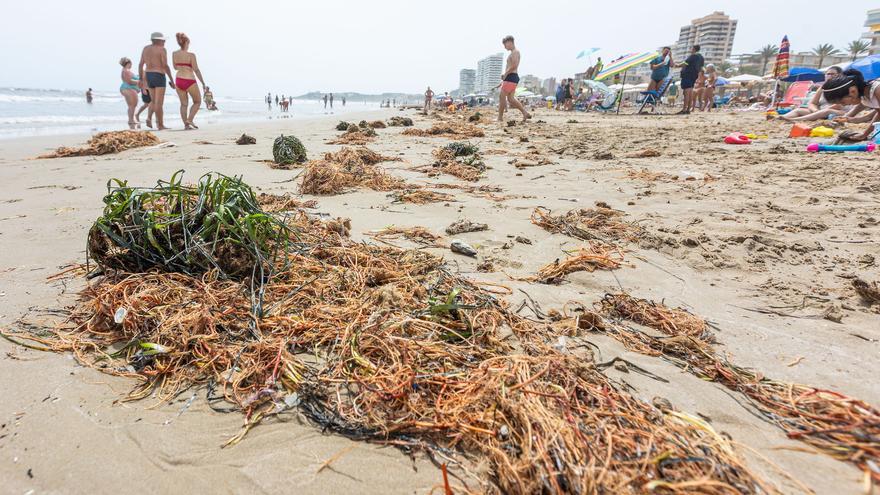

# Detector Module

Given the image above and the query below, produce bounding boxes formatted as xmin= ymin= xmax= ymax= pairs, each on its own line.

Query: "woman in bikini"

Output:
xmin=119 ymin=57 xmax=141 ymax=129
xmin=172 ymin=32 xmax=206 ymax=129
xmin=702 ymin=64 xmax=717 ymax=112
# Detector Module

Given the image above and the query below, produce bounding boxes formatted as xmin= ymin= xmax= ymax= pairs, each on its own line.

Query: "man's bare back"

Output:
xmin=141 ymin=45 xmax=168 ymax=74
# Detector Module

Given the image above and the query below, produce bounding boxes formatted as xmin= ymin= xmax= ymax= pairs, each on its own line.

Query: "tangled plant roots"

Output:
xmin=365 ymin=226 xmax=444 ymax=247
xmin=11 ymin=189 xmax=775 ymax=493
xmin=592 ymin=293 xmax=880 ymax=483
xmin=257 ymin=193 xmax=318 ymax=213
xmin=389 ymin=189 xmax=456 ymax=204
xmin=39 ymin=131 xmax=160 ymax=158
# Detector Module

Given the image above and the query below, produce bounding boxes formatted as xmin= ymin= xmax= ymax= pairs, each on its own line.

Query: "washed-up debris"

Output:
xmin=402 ymin=122 xmax=484 ymax=138
xmin=626 ymin=148 xmax=662 ymax=158
xmin=10 ymin=173 xmax=776 ymax=494
xmin=273 ymin=135 xmax=307 ymax=166
xmin=853 ymin=278 xmax=880 ymax=305
xmin=533 ymin=243 xmax=625 ymax=283
xmin=531 ymin=206 xmax=642 ymax=246
xmin=450 ymin=239 xmax=477 ymax=257
xmin=365 ymin=226 xmax=444 ymax=247
xmin=592 ymin=293 xmax=880 ymax=483
xmin=39 ymin=131 xmax=160 ymax=158
xmin=299 ymin=147 xmax=405 ymax=195
xmin=236 ymin=134 xmax=256 ymax=145
xmin=389 ymin=189 xmax=455 ymax=204
xmin=445 ymin=219 xmax=488 ymax=235
xmin=257 ymin=193 xmax=317 ymax=212
xmin=387 ymin=116 xmax=413 ymax=127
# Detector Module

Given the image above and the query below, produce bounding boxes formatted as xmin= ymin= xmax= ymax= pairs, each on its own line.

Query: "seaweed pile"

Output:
xmin=386 ymin=116 xmax=413 ymax=127
xmin=533 ymin=244 xmax=625 ymax=284
xmin=272 ymin=135 xmax=308 ymax=167
xmin=10 ymin=173 xmax=776 ymax=494
xmin=389 ymin=189 xmax=456 ymax=204
xmin=364 ymin=226 xmax=444 ymax=247
xmin=417 ymin=142 xmax=486 ymax=182
xmin=39 ymin=131 xmax=159 ymax=158
xmin=531 ymin=205 xmax=643 ymax=246
xmin=236 ymin=134 xmax=256 ymax=145
xmin=402 ymin=122 xmax=485 ymax=139
xmin=87 ymin=171 xmax=292 ymax=280
xmin=257 ymin=193 xmax=318 ymax=213
xmin=589 ymin=293 xmax=880 ymax=484
xmin=329 ymin=122 xmax=378 ymax=145
xmin=299 ymin=147 xmax=405 ymax=195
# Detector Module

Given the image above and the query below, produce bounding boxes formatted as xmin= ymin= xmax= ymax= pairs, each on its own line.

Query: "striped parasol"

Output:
xmin=595 ymin=51 xmax=658 ymax=80
xmin=773 ymin=35 xmax=790 ymax=79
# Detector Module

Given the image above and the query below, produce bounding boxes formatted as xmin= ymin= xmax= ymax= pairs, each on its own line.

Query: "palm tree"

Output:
xmin=812 ymin=44 xmax=840 ymax=68
xmin=757 ymin=45 xmax=779 ymax=75
xmin=847 ymin=39 xmax=870 ymax=61
xmin=717 ymin=61 xmax=735 ymax=77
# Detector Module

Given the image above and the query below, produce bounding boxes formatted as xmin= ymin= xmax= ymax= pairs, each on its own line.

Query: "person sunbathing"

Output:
xmin=781 ymin=66 xmax=847 ymax=121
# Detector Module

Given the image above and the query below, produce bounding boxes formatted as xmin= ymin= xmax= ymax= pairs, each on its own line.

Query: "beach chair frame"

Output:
xmin=636 ymin=76 xmax=674 ymax=115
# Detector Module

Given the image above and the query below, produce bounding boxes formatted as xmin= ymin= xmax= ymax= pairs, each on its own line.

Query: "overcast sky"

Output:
xmin=1 ymin=0 xmax=875 ymax=96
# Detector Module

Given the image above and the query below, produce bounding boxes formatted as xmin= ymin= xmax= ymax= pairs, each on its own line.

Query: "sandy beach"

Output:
xmin=1 ymin=107 xmax=878 ymax=494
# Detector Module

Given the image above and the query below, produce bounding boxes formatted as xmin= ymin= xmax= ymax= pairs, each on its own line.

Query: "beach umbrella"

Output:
xmin=576 ymin=48 xmax=600 ymax=59
xmin=849 ymin=54 xmax=880 ymax=81
xmin=545 ymin=96 xmax=556 ymax=101
xmin=782 ymin=67 xmax=824 ymax=83
xmin=715 ymin=77 xmax=730 ymax=86
xmin=595 ymin=52 xmax=658 ymax=81
xmin=728 ymin=74 xmax=763 ymax=83
xmin=595 ymin=51 xmax=658 ymax=113
xmin=773 ymin=35 xmax=791 ymax=80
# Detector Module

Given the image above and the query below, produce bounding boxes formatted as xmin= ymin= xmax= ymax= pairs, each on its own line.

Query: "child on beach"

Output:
xmin=702 ymin=65 xmax=717 ymax=112
xmin=821 ymin=69 xmax=880 ymax=141
xmin=136 ymin=87 xmax=154 ymax=128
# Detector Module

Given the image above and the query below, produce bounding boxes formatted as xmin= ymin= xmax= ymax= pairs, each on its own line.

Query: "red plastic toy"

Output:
xmin=724 ymin=133 xmax=752 ymax=145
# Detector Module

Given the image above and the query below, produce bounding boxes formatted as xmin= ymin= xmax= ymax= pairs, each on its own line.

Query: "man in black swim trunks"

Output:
xmin=138 ymin=32 xmax=175 ymax=129
xmin=497 ymin=35 xmax=531 ymax=123
xmin=676 ymin=44 xmax=704 ymax=115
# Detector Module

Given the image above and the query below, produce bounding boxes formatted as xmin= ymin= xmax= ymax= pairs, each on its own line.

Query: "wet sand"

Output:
xmin=0 ymin=106 xmax=877 ymax=493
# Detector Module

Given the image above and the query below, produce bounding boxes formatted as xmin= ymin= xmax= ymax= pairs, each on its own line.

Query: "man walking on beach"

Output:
xmin=86 ymin=88 xmax=93 ymax=104
xmin=138 ymin=32 xmax=176 ymax=130
xmin=497 ymin=35 xmax=530 ymax=123
xmin=424 ymin=86 xmax=434 ymax=113
xmin=323 ymin=94 xmax=328 ymax=109
xmin=329 ymin=93 xmax=334 ymax=109
xmin=676 ymin=45 xmax=704 ymax=115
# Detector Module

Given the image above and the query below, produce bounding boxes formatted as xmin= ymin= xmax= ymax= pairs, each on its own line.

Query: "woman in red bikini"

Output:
xmin=172 ymin=32 xmax=206 ymax=129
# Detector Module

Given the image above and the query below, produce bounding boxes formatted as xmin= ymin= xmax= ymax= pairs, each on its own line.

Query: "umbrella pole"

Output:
xmin=770 ymin=79 xmax=779 ymax=108
xmin=616 ymin=70 xmax=627 ymax=114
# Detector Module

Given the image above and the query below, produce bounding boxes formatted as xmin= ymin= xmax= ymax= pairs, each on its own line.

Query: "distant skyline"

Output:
xmin=1 ymin=0 xmax=875 ymax=96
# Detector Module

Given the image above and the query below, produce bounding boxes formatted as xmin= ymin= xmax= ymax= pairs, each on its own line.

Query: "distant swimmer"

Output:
xmin=323 ymin=93 xmax=328 ymax=109
xmin=118 ymin=59 xmax=140 ymax=129
xmin=172 ymin=32 xmax=207 ymax=129
xmin=86 ymin=88 xmax=94 ymax=104
xmin=329 ymin=93 xmax=334 ymax=109
xmin=138 ymin=32 xmax=176 ymax=130
xmin=497 ymin=35 xmax=530 ymax=123
xmin=342 ymin=96 xmax=346 ymax=106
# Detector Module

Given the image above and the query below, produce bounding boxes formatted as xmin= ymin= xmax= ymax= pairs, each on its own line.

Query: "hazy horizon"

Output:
xmin=2 ymin=0 xmax=876 ymax=97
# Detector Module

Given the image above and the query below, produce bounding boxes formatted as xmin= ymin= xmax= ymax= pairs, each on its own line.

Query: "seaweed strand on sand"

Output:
xmin=586 ymin=293 xmax=880 ymax=484
xmin=38 ymin=130 xmax=160 ymax=158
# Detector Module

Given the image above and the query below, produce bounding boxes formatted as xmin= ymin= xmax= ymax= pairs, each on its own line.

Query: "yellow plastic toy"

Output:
xmin=809 ymin=126 xmax=834 ymax=138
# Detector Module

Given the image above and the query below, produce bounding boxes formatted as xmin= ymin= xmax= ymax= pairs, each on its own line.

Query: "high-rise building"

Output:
xmin=542 ymin=77 xmax=557 ymax=95
xmin=458 ymin=69 xmax=476 ymax=96
xmin=476 ymin=53 xmax=504 ymax=94
xmin=864 ymin=8 xmax=880 ymax=55
xmin=521 ymin=74 xmax=541 ymax=92
xmin=673 ymin=11 xmax=737 ymax=66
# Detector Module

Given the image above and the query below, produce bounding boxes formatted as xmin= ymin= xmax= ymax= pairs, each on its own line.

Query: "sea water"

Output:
xmin=0 ymin=87 xmax=378 ymax=139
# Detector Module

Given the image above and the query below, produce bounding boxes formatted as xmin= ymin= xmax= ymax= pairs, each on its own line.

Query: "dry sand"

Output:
xmin=0 ymin=106 xmax=877 ymax=494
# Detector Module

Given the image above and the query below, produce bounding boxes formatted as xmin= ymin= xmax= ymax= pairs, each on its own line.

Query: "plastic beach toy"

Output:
xmin=806 ymin=143 xmax=876 ymax=152
xmin=744 ymin=133 xmax=768 ymax=140
xmin=724 ymin=133 xmax=752 ymax=145
xmin=809 ymin=126 xmax=834 ymax=138
xmin=789 ymin=124 xmax=811 ymax=138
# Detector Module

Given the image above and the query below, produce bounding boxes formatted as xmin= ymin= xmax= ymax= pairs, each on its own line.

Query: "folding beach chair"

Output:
xmin=637 ymin=76 xmax=674 ymax=114
xmin=777 ymin=81 xmax=812 ymax=108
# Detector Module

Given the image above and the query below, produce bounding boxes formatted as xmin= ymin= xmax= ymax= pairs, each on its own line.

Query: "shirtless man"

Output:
xmin=424 ymin=86 xmax=434 ymax=114
xmin=497 ymin=35 xmax=530 ymax=123
xmin=138 ymin=32 xmax=175 ymax=129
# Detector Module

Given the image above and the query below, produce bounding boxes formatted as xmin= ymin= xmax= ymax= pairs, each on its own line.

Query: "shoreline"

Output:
xmin=0 ymin=107 xmax=877 ymax=494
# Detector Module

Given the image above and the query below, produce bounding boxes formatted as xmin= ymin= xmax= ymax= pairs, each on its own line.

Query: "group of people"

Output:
xmin=267 ymin=93 xmax=294 ymax=112
xmin=322 ymin=93 xmax=346 ymax=109
xmin=119 ymin=32 xmax=209 ymax=130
